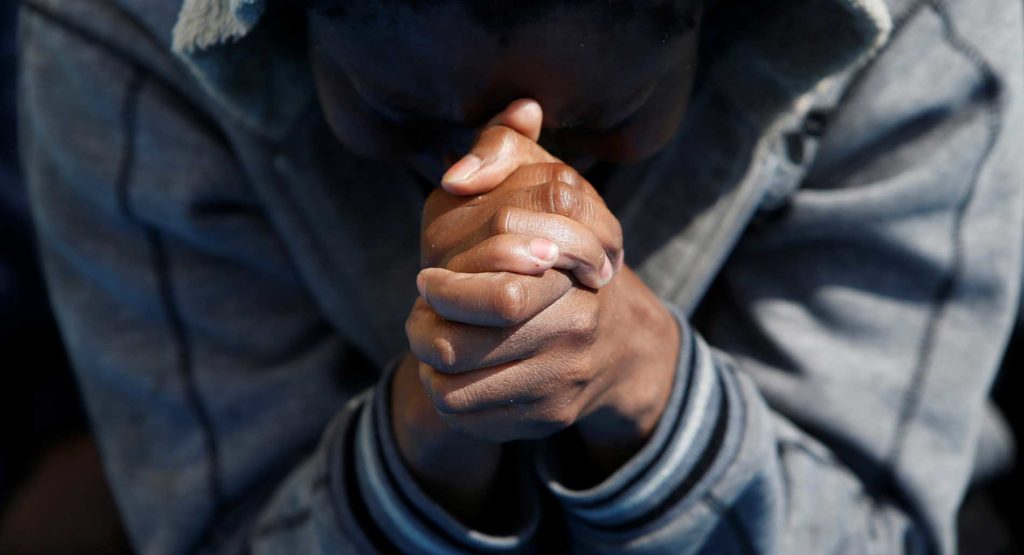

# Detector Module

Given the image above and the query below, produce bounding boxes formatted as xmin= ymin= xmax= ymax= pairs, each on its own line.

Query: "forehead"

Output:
xmin=310 ymin=3 xmax=693 ymax=125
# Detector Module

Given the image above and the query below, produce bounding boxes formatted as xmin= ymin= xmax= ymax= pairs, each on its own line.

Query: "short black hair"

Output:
xmin=308 ymin=0 xmax=703 ymax=44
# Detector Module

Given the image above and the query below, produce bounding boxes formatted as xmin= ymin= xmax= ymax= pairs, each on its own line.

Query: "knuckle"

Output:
xmin=431 ymin=383 xmax=476 ymax=414
xmin=490 ymin=205 xmax=517 ymax=235
xmin=407 ymin=339 xmax=437 ymax=369
xmin=484 ymin=242 xmax=509 ymax=268
xmin=429 ymin=336 xmax=458 ymax=373
xmin=562 ymin=358 xmax=594 ymax=390
xmin=542 ymin=163 xmax=582 ymax=187
xmin=493 ymin=277 xmax=530 ymax=325
xmin=542 ymin=180 xmax=582 ymax=218
xmin=458 ymin=244 xmax=497 ymax=273
xmin=567 ymin=308 xmax=600 ymax=340
xmin=404 ymin=302 xmax=429 ymax=338
xmin=530 ymin=168 xmax=595 ymax=226
xmin=549 ymin=406 xmax=579 ymax=431
xmin=405 ymin=311 xmax=458 ymax=371
xmin=610 ymin=218 xmax=624 ymax=248
xmin=527 ymin=403 xmax=578 ymax=435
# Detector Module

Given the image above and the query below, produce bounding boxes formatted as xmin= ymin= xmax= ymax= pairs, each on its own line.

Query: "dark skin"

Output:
xmin=307 ymin=3 xmax=701 ymax=518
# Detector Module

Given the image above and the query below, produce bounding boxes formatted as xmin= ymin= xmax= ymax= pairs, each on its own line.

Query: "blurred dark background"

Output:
xmin=0 ymin=1 xmax=1019 ymax=553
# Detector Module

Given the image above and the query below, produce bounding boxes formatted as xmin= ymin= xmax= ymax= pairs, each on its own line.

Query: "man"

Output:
xmin=17 ymin=0 xmax=1023 ymax=552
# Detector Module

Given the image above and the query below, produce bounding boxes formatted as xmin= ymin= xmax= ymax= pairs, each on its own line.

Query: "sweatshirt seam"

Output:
xmin=871 ymin=3 xmax=1005 ymax=551
xmin=21 ymin=1 xmax=234 ymax=149
xmin=150 ymin=164 xmax=229 ymax=538
xmin=883 ymin=0 xmax=1005 ymax=479
xmin=25 ymin=4 xmax=232 ymax=547
xmin=22 ymin=1 xmax=173 ymax=96
xmin=111 ymin=65 xmax=227 ymax=547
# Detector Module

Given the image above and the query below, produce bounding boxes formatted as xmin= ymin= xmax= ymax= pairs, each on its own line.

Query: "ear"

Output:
xmin=172 ymin=0 xmax=266 ymax=53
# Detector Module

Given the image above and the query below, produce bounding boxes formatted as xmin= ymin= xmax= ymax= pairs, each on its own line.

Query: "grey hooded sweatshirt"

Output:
xmin=16 ymin=0 xmax=1024 ymax=553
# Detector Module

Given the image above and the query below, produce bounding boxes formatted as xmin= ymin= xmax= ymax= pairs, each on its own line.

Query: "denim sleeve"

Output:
xmin=18 ymin=5 xmax=536 ymax=554
xmin=538 ymin=2 xmax=1023 ymax=553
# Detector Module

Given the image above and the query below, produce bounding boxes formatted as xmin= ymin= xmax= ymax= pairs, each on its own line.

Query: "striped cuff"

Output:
xmin=538 ymin=303 xmax=743 ymax=532
xmin=350 ymin=360 xmax=539 ymax=554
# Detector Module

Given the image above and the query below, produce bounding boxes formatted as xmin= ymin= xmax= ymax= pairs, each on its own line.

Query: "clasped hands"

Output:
xmin=393 ymin=100 xmax=679 ymax=510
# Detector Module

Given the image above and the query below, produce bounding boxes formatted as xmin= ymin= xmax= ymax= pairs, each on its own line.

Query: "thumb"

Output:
xmin=483 ymin=98 xmax=543 ymax=142
xmin=441 ymin=98 xmax=557 ymax=195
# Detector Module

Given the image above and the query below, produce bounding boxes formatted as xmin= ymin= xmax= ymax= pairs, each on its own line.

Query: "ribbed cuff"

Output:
xmin=537 ymin=303 xmax=736 ymax=530
xmin=351 ymin=359 xmax=538 ymax=554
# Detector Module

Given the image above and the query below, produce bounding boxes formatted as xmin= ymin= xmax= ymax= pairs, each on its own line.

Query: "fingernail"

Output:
xmin=599 ymin=256 xmax=614 ymax=286
xmin=519 ymin=99 xmax=542 ymax=118
xmin=530 ymin=238 xmax=558 ymax=261
xmin=416 ymin=271 xmax=427 ymax=298
xmin=441 ymin=153 xmax=483 ymax=185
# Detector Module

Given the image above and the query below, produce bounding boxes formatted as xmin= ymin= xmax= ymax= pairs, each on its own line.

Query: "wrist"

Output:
xmin=574 ymin=270 xmax=681 ymax=476
xmin=390 ymin=354 xmax=503 ymax=519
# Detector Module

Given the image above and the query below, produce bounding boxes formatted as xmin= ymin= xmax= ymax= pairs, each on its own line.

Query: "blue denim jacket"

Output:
xmin=17 ymin=0 xmax=1023 ymax=552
